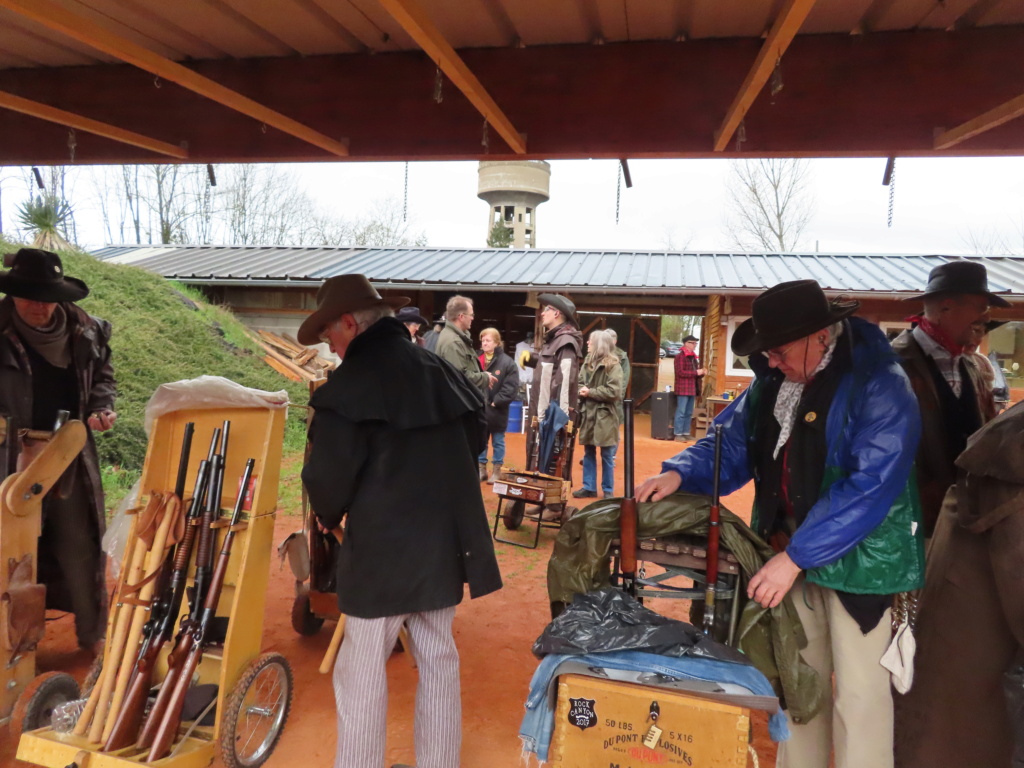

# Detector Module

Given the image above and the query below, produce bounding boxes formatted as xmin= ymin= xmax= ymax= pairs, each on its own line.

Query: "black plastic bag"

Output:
xmin=1004 ymin=663 xmax=1024 ymax=767
xmin=533 ymin=587 xmax=749 ymax=666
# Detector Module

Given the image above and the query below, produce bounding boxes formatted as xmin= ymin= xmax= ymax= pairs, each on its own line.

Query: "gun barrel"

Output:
xmin=173 ymin=422 xmax=195 ymax=500
xmin=619 ymin=399 xmax=638 ymax=597
xmin=703 ymin=424 xmax=724 ymax=635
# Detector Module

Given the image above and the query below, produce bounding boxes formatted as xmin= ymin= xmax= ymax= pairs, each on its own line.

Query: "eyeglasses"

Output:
xmin=761 ymin=340 xmax=802 ymax=362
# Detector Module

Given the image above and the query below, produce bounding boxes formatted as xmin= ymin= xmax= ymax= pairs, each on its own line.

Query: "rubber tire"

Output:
xmin=10 ymin=671 xmax=81 ymax=738
xmin=218 ymin=652 xmax=293 ymax=768
xmin=290 ymin=590 xmax=324 ymax=637
xmin=501 ymin=499 xmax=526 ymax=530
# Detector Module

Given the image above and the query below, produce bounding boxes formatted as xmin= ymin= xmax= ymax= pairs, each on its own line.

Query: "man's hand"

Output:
xmin=635 ymin=471 xmax=682 ymax=503
xmin=696 ymin=368 xmax=707 ymax=376
xmin=316 ymin=519 xmax=344 ymax=543
xmin=579 ymin=386 xmax=590 ymax=398
xmin=486 ymin=372 xmax=498 ymax=388
xmin=87 ymin=410 xmax=117 ymax=432
xmin=747 ymin=551 xmax=801 ymax=609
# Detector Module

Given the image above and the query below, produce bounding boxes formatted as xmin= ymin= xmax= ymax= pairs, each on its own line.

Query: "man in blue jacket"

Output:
xmin=637 ymin=280 xmax=925 ymax=768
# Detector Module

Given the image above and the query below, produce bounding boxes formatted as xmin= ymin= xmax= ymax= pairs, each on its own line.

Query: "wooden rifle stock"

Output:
xmin=146 ymin=459 xmax=256 ymax=762
xmin=619 ymin=399 xmax=638 ymax=597
xmin=702 ymin=424 xmax=724 ymax=635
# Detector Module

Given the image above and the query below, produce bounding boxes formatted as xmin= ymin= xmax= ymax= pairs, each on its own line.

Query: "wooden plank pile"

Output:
xmin=247 ymin=328 xmax=335 ymax=382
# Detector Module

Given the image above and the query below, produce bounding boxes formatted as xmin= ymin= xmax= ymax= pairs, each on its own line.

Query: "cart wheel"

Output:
xmin=10 ymin=671 xmax=80 ymax=737
xmin=219 ymin=652 xmax=293 ymax=768
xmin=501 ymin=499 xmax=526 ymax=530
xmin=291 ymin=590 xmax=324 ymax=636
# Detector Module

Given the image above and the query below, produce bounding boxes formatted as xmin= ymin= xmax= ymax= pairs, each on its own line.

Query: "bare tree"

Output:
xmin=961 ymin=216 xmax=1024 ymax=256
xmin=347 ymin=197 xmax=427 ymax=247
xmin=726 ymin=158 xmax=814 ymax=252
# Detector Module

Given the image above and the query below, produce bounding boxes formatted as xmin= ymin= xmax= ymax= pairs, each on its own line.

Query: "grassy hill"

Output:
xmin=0 ymin=235 xmax=309 ymax=501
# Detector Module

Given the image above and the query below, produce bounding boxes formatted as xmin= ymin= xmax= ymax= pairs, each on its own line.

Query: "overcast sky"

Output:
xmin=3 ymin=156 xmax=1024 ymax=255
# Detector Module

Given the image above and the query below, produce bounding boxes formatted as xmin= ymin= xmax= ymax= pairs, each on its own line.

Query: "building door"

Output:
xmin=580 ymin=314 xmax=661 ymax=410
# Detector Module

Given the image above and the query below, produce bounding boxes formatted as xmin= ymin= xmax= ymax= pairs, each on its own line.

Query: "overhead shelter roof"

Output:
xmin=92 ymin=245 xmax=1024 ymax=301
xmin=1 ymin=0 xmax=1023 ymax=164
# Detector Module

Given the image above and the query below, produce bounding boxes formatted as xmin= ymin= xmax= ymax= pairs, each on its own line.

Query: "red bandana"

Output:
xmin=905 ymin=315 xmax=964 ymax=357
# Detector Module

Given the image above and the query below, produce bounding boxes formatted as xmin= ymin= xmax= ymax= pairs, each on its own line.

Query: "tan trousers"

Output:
xmin=777 ymin=578 xmax=893 ymax=768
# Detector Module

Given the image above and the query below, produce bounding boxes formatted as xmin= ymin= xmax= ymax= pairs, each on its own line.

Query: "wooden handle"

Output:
xmin=319 ymin=615 xmax=347 ymax=675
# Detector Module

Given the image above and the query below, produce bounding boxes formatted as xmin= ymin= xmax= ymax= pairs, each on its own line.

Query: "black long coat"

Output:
xmin=478 ymin=346 xmax=519 ymax=433
xmin=302 ymin=317 xmax=503 ymax=618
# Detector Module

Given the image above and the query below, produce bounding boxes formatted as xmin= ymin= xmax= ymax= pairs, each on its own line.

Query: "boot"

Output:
xmin=478 ymin=463 xmax=488 ymax=482
xmin=488 ymin=464 xmax=502 ymax=483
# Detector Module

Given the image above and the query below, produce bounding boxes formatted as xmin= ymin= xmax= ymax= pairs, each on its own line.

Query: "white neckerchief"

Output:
xmin=772 ymin=324 xmax=843 ymax=459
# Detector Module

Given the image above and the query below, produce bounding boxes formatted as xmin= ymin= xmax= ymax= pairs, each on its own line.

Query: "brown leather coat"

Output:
xmin=895 ymin=402 xmax=1024 ymax=768
xmin=891 ymin=329 xmax=995 ymax=536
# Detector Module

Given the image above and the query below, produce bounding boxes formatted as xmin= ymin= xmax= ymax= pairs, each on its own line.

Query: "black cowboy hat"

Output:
xmin=395 ymin=306 xmax=429 ymax=327
xmin=0 ymin=248 xmax=89 ymax=302
xmin=909 ymin=260 xmax=1011 ymax=308
xmin=731 ymin=279 xmax=860 ymax=357
xmin=537 ymin=293 xmax=578 ymax=328
xmin=297 ymin=274 xmax=409 ymax=345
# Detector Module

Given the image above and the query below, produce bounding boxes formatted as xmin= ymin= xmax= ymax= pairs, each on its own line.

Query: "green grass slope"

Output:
xmin=1 ymin=236 xmax=308 ymax=485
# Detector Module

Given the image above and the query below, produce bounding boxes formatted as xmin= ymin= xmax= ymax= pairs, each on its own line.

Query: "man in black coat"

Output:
xmin=299 ymin=274 xmax=502 ymax=768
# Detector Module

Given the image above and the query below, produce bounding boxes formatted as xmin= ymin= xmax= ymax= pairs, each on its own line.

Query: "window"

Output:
xmin=989 ymin=321 xmax=1024 ymax=389
xmin=879 ymin=321 xmax=910 ymax=343
xmin=724 ymin=316 xmax=754 ymax=377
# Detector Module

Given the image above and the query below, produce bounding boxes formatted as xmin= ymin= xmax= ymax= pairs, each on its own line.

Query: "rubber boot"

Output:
xmin=478 ymin=463 xmax=488 ymax=482
xmin=488 ymin=464 xmax=502 ymax=483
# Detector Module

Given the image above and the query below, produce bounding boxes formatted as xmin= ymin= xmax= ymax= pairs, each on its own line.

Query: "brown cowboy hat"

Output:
xmin=297 ymin=274 xmax=409 ymax=345
xmin=906 ymin=260 xmax=1011 ymax=308
xmin=0 ymin=248 xmax=89 ymax=302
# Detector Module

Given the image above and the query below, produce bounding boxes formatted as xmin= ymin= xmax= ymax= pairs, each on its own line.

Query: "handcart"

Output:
xmin=492 ymin=406 xmax=581 ymax=549
xmin=18 ymin=402 xmax=290 ymax=768
xmin=1 ymin=416 xmax=88 ymax=735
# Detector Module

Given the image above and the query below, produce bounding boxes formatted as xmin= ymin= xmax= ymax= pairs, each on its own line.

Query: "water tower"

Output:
xmin=477 ymin=160 xmax=551 ymax=248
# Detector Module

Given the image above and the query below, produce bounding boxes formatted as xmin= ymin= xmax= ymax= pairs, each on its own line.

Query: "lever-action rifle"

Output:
xmin=702 ymin=423 xmax=724 ymax=635
xmin=146 ymin=458 xmax=256 ymax=762
xmin=619 ymin=399 xmax=638 ymax=597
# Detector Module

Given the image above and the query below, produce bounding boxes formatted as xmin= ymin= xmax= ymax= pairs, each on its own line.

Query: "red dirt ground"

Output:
xmin=4 ymin=415 xmax=773 ymax=768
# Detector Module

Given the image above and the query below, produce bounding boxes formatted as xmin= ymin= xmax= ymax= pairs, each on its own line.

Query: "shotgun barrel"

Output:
xmin=619 ymin=399 xmax=638 ymax=597
xmin=702 ymin=424 xmax=724 ymax=635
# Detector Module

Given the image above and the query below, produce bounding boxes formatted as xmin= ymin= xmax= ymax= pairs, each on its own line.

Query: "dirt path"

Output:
xmin=5 ymin=415 xmax=775 ymax=767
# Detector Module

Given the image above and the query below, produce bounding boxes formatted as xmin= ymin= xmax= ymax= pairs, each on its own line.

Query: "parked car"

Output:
xmin=660 ymin=341 xmax=683 ymax=358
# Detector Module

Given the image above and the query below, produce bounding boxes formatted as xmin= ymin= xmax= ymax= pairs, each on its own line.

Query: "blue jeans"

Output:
xmin=674 ymin=394 xmax=695 ymax=436
xmin=478 ymin=432 xmax=506 ymax=466
xmin=582 ymin=444 xmax=617 ymax=496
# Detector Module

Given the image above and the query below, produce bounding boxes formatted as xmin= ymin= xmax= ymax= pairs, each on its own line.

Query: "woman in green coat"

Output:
xmin=573 ymin=330 xmax=624 ymax=498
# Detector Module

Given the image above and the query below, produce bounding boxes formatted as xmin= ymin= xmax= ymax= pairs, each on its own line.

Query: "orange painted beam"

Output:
xmin=0 ymin=0 xmax=349 ymax=157
xmin=376 ymin=0 xmax=526 ymax=154
xmin=0 ymin=89 xmax=187 ymax=159
xmin=713 ymin=0 xmax=818 ymax=151
xmin=935 ymin=92 xmax=1024 ymax=149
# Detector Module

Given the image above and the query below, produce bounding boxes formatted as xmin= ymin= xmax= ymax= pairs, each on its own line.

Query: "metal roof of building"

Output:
xmin=92 ymin=245 xmax=1024 ymax=301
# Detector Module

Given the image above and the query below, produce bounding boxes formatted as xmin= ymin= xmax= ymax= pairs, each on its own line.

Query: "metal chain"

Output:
xmin=434 ymin=66 xmax=443 ymax=104
xmin=403 ymin=161 xmax=409 ymax=222
xmin=615 ymin=162 xmax=622 ymax=225
xmin=67 ymin=129 xmax=77 ymax=163
xmin=481 ymin=119 xmax=489 ymax=153
xmin=887 ymin=159 xmax=896 ymax=228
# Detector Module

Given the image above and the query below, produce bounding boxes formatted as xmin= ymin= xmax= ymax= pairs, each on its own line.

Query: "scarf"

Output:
xmin=772 ymin=324 xmax=843 ymax=459
xmin=906 ymin=314 xmax=964 ymax=357
xmin=12 ymin=304 xmax=72 ymax=368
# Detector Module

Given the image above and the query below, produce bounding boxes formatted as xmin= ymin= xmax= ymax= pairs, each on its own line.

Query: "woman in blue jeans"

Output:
xmin=477 ymin=327 xmax=519 ymax=482
xmin=573 ymin=330 xmax=625 ymax=498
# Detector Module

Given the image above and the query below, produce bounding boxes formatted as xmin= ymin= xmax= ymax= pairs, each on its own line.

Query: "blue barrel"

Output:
xmin=508 ymin=401 xmax=524 ymax=433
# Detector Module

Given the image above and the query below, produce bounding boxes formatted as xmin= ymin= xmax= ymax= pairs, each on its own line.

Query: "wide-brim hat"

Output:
xmin=0 ymin=248 xmax=89 ymax=302
xmin=907 ymin=260 xmax=1011 ymax=308
xmin=731 ymin=279 xmax=860 ymax=357
xmin=297 ymin=274 xmax=409 ymax=345
xmin=537 ymin=293 xmax=578 ymax=328
xmin=395 ymin=306 xmax=429 ymax=327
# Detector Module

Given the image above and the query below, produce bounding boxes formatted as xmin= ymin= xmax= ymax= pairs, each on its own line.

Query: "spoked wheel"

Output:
xmin=10 ymin=671 xmax=80 ymax=737
xmin=501 ymin=499 xmax=526 ymax=530
xmin=218 ymin=652 xmax=293 ymax=768
xmin=290 ymin=589 xmax=324 ymax=636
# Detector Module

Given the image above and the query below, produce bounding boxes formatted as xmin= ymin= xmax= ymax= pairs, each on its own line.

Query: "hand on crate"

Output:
xmin=747 ymin=551 xmax=801 ymax=609
xmin=635 ymin=471 xmax=682 ymax=503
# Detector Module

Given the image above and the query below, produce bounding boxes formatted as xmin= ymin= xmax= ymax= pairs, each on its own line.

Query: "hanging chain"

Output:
xmin=615 ymin=162 xmax=622 ymax=225
xmin=481 ymin=119 xmax=489 ymax=153
xmin=433 ymin=66 xmax=443 ymax=104
xmin=769 ymin=58 xmax=784 ymax=102
xmin=887 ymin=159 xmax=896 ymax=228
xmin=403 ymin=161 xmax=409 ymax=222
xmin=735 ymin=119 xmax=747 ymax=152
xmin=67 ymin=128 xmax=77 ymax=163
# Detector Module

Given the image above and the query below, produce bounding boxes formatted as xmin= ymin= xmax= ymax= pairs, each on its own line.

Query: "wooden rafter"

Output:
xmin=713 ymin=0 xmax=818 ymax=152
xmin=375 ymin=0 xmax=526 ymax=154
xmin=0 ymin=0 xmax=349 ymax=157
xmin=0 ymin=90 xmax=188 ymax=159
xmin=935 ymin=93 xmax=1024 ymax=149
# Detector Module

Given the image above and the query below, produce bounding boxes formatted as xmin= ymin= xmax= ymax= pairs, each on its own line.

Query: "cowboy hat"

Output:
xmin=297 ymin=274 xmax=409 ymax=345
xmin=731 ymin=279 xmax=859 ymax=357
xmin=909 ymin=260 xmax=1010 ymax=308
xmin=537 ymin=293 xmax=578 ymax=328
xmin=395 ymin=306 xmax=429 ymax=328
xmin=0 ymin=248 xmax=89 ymax=302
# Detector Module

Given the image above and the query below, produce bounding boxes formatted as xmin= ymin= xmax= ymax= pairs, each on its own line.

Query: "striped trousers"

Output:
xmin=332 ymin=606 xmax=461 ymax=768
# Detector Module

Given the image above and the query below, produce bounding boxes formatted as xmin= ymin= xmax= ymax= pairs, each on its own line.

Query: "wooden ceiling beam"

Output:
xmin=0 ymin=89 xmax=188 ymax=158
xmin=935 ymin=92 xmax=1024 ymax=149
xmin=0 ymin=0 xmax=349 ymax=156
xmin=713 ymin=0 xmax=818 ymax=151
xmin=376 ymin=0 xmax=526 ymax=154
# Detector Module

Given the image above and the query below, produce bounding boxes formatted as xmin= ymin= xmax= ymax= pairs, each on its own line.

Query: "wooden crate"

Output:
xmin=549 ymin=674 xmax=749 ymax=768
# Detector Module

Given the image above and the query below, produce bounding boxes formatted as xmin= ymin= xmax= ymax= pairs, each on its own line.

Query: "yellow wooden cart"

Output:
xmin=18 ymin=404 xmax=287 ymax=768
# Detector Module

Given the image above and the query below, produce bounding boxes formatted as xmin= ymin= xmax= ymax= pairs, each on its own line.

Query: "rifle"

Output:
xmin=146 ymin=459 xmax=256 ymax=762
xmin=702 ymin=423 xmax=724 ymax=635
xmin=619 ymin=399 xmax=638 ymax=597
xmin=103 ymin=423 xmax=200 ymax=752
xmin=135 ymin=427 xmax=221 ymax=751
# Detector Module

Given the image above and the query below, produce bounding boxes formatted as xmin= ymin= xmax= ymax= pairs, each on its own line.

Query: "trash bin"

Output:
xmin=508 ymin=400 xmax=525 ymax=433
xmin=650 ymin=391 xmax=676 ymax=440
